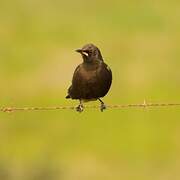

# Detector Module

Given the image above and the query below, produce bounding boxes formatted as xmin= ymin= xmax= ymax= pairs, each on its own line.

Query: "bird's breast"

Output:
xmin=70 ymin=62 xmax=112 ymax=99
xmin=73 ymin=62 xmax=98 ymax=82
xmin=78 ymin=68 xmax=97 ymax=81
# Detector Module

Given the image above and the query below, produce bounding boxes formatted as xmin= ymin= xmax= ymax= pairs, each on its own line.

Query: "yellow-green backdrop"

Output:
xmin=1 ymin=1 xmax=180 ymax=179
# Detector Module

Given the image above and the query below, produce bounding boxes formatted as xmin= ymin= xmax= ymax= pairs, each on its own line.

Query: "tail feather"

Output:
xmin=66 ymin=85 xmax=72 ymax=99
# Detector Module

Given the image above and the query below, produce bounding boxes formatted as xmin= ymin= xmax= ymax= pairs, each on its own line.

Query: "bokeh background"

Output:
xmin=1 ymin=0 xmax=180 ymax=179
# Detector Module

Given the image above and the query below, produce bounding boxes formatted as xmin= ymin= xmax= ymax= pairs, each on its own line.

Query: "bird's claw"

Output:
xmin=76 ymin=104 xmax=84 ymax=112
xmin=100 ymin=103 xmax=106 ymax=112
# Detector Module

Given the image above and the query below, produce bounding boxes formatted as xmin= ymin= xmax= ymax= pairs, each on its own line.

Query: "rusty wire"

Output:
xmin=1 ymin=100 xmax=180 ymax=113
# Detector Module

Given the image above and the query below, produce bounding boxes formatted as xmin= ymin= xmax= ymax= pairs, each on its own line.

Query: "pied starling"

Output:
xmin=66 ymin=43 xmax=112 ymax=112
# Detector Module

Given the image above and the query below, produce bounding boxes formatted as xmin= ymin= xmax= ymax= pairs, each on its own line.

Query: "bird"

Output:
xmin=66 ymin=43 xmax=112 ymax=112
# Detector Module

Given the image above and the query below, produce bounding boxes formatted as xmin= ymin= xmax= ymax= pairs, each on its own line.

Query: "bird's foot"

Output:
xmin=76 ymin=104 xmax=84 ymax=113
xmin=100 ymin=103 xmax=106 ymax=112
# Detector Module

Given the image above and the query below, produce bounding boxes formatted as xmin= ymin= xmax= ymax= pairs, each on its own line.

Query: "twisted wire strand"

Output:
xmin=1 ymin=101 xmax=180 ymax=113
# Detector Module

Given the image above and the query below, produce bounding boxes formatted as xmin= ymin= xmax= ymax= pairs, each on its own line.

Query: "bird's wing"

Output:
xmin=66 ymin=64 xmax=82 ymax=98
xmin=97 ymin=62 xmax=112 ymax=81
xmin=72 ymin=64 xmax=82 ymax=82
xmin=95 ymin=62 xmax=112 ymax=97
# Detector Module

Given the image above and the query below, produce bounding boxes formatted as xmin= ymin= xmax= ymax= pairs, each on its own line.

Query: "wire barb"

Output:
xmin=142 ymin=99 xmax=147 ymax=108
xmin=1 ymin=101 xmax=180 ymax=113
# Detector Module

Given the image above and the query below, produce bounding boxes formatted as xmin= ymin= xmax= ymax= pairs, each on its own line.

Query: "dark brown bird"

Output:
xmin=66 ymin=43 xmax=112 ymax=112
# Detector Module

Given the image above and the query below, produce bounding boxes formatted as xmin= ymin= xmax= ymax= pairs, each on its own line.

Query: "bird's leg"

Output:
xmin=76 ymin=99 xmax=84 ymax=112
xmin=98 ymin=98 xmax=106 ymax=112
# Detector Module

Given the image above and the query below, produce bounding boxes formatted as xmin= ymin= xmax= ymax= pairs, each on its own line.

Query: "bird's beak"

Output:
xmin=76 ymin=49 xmax=89 ymax=57
xmin=75 ymin=49 xmax=83 ymax=53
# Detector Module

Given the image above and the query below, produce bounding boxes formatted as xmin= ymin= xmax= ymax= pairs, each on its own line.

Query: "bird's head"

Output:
xmin=76 ymin=43 xmax=103 ymax=63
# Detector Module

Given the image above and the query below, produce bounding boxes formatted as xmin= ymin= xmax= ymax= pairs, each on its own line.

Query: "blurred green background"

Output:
xmin=1 ymin=0 xmax=180 ymax=179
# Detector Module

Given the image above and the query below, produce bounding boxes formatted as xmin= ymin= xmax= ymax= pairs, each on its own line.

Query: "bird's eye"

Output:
xmin=89 ymin=50 xmax=92 ymax=54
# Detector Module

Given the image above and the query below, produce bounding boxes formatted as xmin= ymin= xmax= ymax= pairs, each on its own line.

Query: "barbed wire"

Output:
xmin=1 ymin=100 xmax=180 ymax=113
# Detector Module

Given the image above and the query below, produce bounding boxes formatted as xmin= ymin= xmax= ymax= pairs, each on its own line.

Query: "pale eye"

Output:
xmin=89 ymin=50 xmax=92 ymax=55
